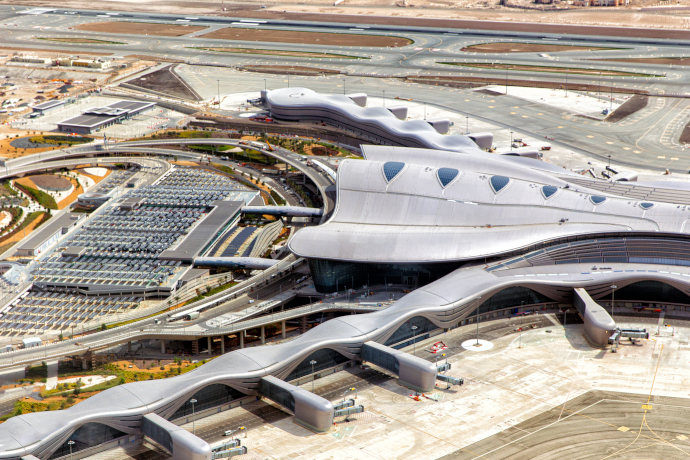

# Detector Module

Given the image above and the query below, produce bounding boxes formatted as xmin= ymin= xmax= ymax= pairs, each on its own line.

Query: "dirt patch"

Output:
xmin=192 ymin=47 xmax=361 ymax=59
xmin=0 ymin=135 xmax=60 ymax=158
xmin=73 ymin=21 xmax=207 ymax=37
xmin=126 ymin=65 xmax=200 ymax=101
xmin=605 ymin=94 xmax=649 ymax=123
xmin=200 ymin=28 xmax=411 ymax=48
xmin=241 ymin=65 xmax=342 ymax=76
xmin=75 ymin=167 xmax=111 ymax=184
xmin=39 ymin=37 xmax=125 ymax=45
xmin=461 ymin=43 xmax=619 ymax=53
xmin=0 ymin=46 xmax=111 ymax=56
xmin=592 ymin=57 xmax=690 ymax=66
xmin=170 ymin=160 xmax=200 ymax=166
xmin=29 ymin=175 xmax=72 ymax=192
xmin=442 ymin=63 xmax=654 ymax=77
xmin=57 ymin=178 xmax=84 ymax=210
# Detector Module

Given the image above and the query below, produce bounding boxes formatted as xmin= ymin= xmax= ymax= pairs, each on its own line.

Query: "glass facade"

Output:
xmin=490 ymin=175 xmax=510 ymax=193
xmin=49 ymin=423 xmax=126 ymax=459
xmin=640 ymin=202 xmax=655 ymax=210
xmin=437 ymin=168 xmax=459 ymax=187
xmin=591 ymin=195 xmax=607 ymax=205
xmin=468 ymin=286 xmax=556 ymax=316
xmin=600 ymin=281 xmax=690 ymax=305
xmin=384 ymin=316 xmax=437 ymax=347
xmin=286 ymin=348 xmax=350 ymax=381
xmin=308 ymin=259 xmax=465 ymax=293
xmin=170 ymin=384 xmax=245 ymax=420
xmin=383 ymin=162 xmax=405 ymax=182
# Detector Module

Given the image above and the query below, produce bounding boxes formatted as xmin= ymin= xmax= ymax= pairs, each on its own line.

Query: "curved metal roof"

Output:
xmin=289 ymin=147 xmax=690 ymax=263
xmin=265 ymin=88 xmax=485 ymax=154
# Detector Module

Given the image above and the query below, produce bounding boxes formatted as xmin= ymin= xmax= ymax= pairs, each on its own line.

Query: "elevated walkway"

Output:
xmin=258 ymin=375 xmax=334 ymax=432
xmin=573 ymin=288 xmax=616 ymax=348
xmin=242 ymin=206 xmax=323 ymax=218
xmin=361 ymin=341 xmax=438 ymax=393
xmin=194 ymin=257 xmax=280 ymax=270
xmin=142 ymin=413 xmax=212 ymax=460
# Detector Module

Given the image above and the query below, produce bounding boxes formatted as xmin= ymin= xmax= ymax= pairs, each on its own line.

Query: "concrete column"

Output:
xmin=206 ymin=337 xmax=212 ymax=355
xmin=220 ymin=336 xmax=225 ymax=355
xmin=239 ymin=331 xmax=244 ymax=349
xmin=261 ymin=326 xmax=265 ymax=344
xmin=127 ymin=341 xmax=132 ymax=353
xmin=300 ymin=316 xmax=307 ymax=334
xmin=161 ymin=340 xmax=165 ymax=354
xmin=282 ymin=320 xmax=286 ymax=338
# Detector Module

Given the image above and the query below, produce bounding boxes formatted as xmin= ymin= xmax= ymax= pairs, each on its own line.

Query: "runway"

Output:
xmin=2 ymin=5 xmax=690 ymax=172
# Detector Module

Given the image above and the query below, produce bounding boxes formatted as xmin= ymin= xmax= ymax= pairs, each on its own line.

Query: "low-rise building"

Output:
xmin=16 ymin=213 xmax=85 ymax=257
xmin=11 ymin=55 xmax=52 ymax=65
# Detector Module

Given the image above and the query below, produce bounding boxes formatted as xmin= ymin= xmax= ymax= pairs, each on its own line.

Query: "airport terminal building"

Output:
xmin=7 ymin=91 xmax=690 ymax=458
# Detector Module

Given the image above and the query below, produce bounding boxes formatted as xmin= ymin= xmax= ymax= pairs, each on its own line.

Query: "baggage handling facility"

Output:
xmin=56 ymin=100 xmax=155 ymax=134
xmin=6 ymin=89 xmax=690 ymax=459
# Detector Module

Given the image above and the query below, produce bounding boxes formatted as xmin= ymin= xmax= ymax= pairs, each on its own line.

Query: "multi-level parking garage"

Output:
xmin=0 ymin=167 xmax=258 ymax=337
xmin=7 ymin=137 xmax=690 ymax=458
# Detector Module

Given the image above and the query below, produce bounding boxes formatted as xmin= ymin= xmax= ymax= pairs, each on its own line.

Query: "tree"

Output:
xmin=101 ymin=324 xmax=107 ymax=331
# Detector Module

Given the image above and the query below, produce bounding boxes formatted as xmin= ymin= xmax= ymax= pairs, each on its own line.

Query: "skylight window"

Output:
xmin=490 ymin=175 xmax=510 ymax=194
xmin=383 ymin=162 xmax=405 ymax=182
xmin=437 ymin=168 xmax=459 ymax=188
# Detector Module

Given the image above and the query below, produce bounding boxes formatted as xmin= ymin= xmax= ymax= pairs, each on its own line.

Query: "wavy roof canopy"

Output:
xmin=265 ymin=88 xmax=485 ymax=154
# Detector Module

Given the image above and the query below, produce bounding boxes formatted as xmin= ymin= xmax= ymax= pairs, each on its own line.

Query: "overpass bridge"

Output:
xmin=0 ymin=139 xmax=336 ymax=218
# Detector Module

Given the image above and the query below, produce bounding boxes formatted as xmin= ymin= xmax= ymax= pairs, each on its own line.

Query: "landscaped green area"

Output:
xmin=38 ymin=37 xmax=125 ymax=45
xmin=14 ymin=183 xmax=57 ymax=209
xmin=287 ymin=178 xmax=314 ymax=207
xmin=28 ymin=135 xmax=93 ymax=146
xmin=270 ymin=190 xmax=286 ymax=206
xmin=438 ymin=62 xmax=661 ymax=77
xmin=188 ymin=46 xmax=365 ymax=59
xmin=0 ymin=359 xmax=216 ymax=421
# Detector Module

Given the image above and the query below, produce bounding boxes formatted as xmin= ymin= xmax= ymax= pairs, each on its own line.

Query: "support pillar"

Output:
xmin=261 ymin=325 xmax=265 ymax=344
xmin=239 ymin=331 xmax=244 ymax=349
xmin=206 ymin=337 xmax=212 ymax=354
xmin=220 ymin=336 xmax=225 ymax=354
xmin=282 ymin=320 xmax=286 ymax=338
xmin=300 ymin=316 xmax=307 ymax=334
xmin=161 ymin=339 xmax=165 ymax=354
xmin=127 ymin=341 xmax=132 ymax=353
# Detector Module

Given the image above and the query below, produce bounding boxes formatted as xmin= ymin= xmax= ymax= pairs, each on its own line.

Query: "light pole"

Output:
xmin=505 ymin=68 xmax=508 ymax=94
xmin=264 ymin=79 xmax=267 ymax=91
xmin=190 ymin=398 xmax=197 ymax=434
xmin=598 ymin=71 xmax=602 ymax=99
xmin=519 ymin=301 xmax=524 ymax=348
xmin=383 ymin=90 xmax=386 ymax=107
xmin=68 ymin=440 xmax=75 ymax=460
xmin=217 ymin=79 xmax=220 ymax=107
xmin=411 ymin=325 xmax=418 ymax=356
xmin=510 ymin=130 xmax=514 ymax=152
xmin=343 ymin=79 xmax=345 ymax=95
xmin=565 ymin=72 xmax=568 ymax=98
xmin=610 ymin=285 xmax=617 ymax=324
xmin=475 ymin=296 xmax=482 ymax=346
xmin=310 ymin=360 xmax=317 ymax=391
xmin=608 ymin=154 xmax=611 ymax=168
xmin=610 ymin=76 xmax=613 ymax=112
xmin=466 ymin=115 xmax=469 ymax=134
